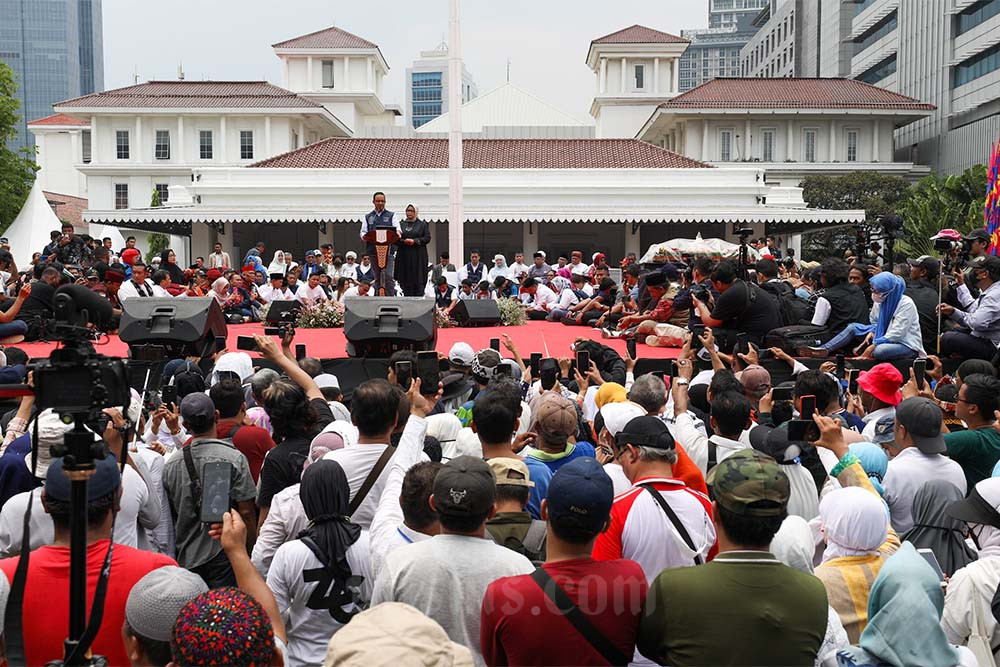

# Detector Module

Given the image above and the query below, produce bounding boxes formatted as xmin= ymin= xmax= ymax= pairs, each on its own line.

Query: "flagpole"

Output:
xmin=447 ymin=0 xmax=464 ymax=265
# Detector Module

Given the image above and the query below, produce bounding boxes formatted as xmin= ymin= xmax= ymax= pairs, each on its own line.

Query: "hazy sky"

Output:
xmin=103 ymin=0 xmax=709 ymax=123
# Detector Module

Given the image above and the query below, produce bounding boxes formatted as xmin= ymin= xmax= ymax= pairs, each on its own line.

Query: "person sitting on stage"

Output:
xmin=621 ymin=273 xmax=687 ymax=347
xmin=938 ymin=255 xmax=1000 ymax=361
xmin=567 ymin=250 xmax=590 ymax=276
xmin=118 ymin=262 xmax=156 ymax=300
xmin=494 ymin=275 xmax=514 ymax=299
xmin=457 ymin=279 xmax=476 ymax=301
xmin=521 ymin=277 xmax=558 ymax=320
xmin=356 ymin=254 xmax=375 ymax=284
xmin=434 ymin=276 xmax=458 ymax=313
xmin=341 ymin=250 xmax=359 ymax=281
xmin=284 ymin=272 xmax=301 ymax=295
xmin=527 ymin=251 xmax=551 ymax=283
xmin=488 ymin=255 xmax=509 ymax=283
xmin=598 ymin=264 xmax=641 ymax=330
xmin=563 ymin=278 xmax=618 ymax=327
xmin=258 ymin=272 xmax=295 ymax=304
xmin=476 ymin=280 xmax=494 ymax=300
xmin=459 ymin=250 xmax=485 ymax=285
xmin=546 ymin=275 xmax=582 ymax=322
xmin=296 ymin=271 xmax=329 ymax=306
xmin=342 ymin=279 xmax=371 ymax=299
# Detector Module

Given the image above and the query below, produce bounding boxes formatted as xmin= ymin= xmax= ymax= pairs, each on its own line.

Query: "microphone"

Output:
xmin=54 ymin=283 xmax=114 ymax=329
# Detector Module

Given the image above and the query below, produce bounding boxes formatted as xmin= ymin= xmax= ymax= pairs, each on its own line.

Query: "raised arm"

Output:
xmin=253 ymin=333 xmax=323 ymax=402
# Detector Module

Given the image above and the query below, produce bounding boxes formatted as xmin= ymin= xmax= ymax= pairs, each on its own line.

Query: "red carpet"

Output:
xmin=14 ymin=321 xmax=681 ymax=361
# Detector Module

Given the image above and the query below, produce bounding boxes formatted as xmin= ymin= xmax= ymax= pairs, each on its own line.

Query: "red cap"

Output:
xmin=857 ymin=363 xmax=904 ymax=406
xmin=206 ymin=268 xmax=222 ymax=281
xmin=121 ymin=248 xmax=140 ymax=265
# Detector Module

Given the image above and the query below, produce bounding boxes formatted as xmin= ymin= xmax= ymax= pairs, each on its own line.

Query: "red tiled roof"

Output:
xmin=250 ymin=138 xmax=709 ymax=169
xmin=27 ymin=113 xmax=89 ymax=127
xmin=55 ymin=81 xmax=322 ymax=109
xmin=661 ymin=78 xmax=936 ymax=110
xmin=43 ymin=191 xmax=88 ymax=228
xmin=272 ymin=25 xmax=378 ymax=49
xmin=592 ymin=25 xmax=689 ymax=45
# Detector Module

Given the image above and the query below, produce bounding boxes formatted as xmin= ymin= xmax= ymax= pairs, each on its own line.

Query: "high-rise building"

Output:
xmin=0 ymin=0 xmax=103 ymax=152
xmin=404 ymin=43 xmax=477 ymax=128
xmin=677 ymin=0 xmax=769 ymax=92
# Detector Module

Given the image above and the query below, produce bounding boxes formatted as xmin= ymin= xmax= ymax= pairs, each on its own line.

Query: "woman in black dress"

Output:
xmin=395 ymin=204 xmax=431 ymax=297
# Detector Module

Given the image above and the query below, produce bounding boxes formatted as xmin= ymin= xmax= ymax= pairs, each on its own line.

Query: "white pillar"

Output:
xmin=829 ymin=120 xmax=837 ymax=161
xmin=366 ymin=58 xmax=373 ymax=91
xmin=135 ymin=116 xmax=142 ymax=163
xmin=701 ymin=120 xmax=708 ymax=161
xmin=672 ymin=59 xmax=679 ymax=92
xmin=599 ymin=58 xmax=607 ymax=94
xmin=35 ymin=135 xmax=46 ymax=187
xmin=70 ymin=131 xmax=78 ymax=167
xmin=872 ymin=119 xmax=880 ymax=162
xmin=653 ymin=58 xmax=660 ymax=93
xmin=219 ymin=116 xmax=227 ymax=163
xmin=447 ymin=0 xmax=464 ymax=264
xmin=264 ymin=116 xmax=272 ymax=156
xmin=621 ymin=57 xmax=627 ymax=93
xmin=522 ymin=222 xmax=535 ymax=256
xmin=89 ymin=119 xmax=98 ymax=165
xmin=298 ymin=119 xmax=305 ymax=148
xmin=307 ymin=57 xmax=314 ymax=91
xmin=282 ymin=58 xmax=290 ymax=88
xmin=786 ymin=121 xmax=793 ymax=161
xmin=344 ymin=57 xmax=351 ymax=90
xmin=177 ymin=116 xmax=184 ymax=161
xmin=625 ymin=225 xmax=641 ymax=258
xmin=744 ymin=120 xmax=751 ymax=161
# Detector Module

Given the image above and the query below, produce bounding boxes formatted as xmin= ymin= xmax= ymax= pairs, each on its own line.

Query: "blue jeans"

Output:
xmin=871 ymin=343 xmax=918 ymax=360
xmin=0 ymin=320 xmax=28 ymax=339
xmin=822 ymin=323 xmax=869 ymax=352
xmin=823 ymin=323 xmax=917 ymax=359
xmin=546 ymin=308 xmax=570 ymax=322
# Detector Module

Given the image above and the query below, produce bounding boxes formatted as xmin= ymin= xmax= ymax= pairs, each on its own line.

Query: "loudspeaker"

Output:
xmin=343 ymin=297 xmax=437 ymax=358
xmin=120 ymin=297 xmax=228 ymax=359
xmin=451 ymin=299 xmax=501 ymax=327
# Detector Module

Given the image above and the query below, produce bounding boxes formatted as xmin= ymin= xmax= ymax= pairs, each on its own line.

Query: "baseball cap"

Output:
xmin=857 ymin=364 xmax=903 ymax=406
xmin=305 ymin=250 xmax=316 ymax=257
xmin=644 ymin=272 xmax=667 ymax=288
xmin=432 ymin=456 xmax=496 ymax=517
xmin=968 ymin=255 xmax=1000 ymax=274
xmin=614 ymin=416 xmax=675 ymax=450
xmin=440 ymin=373 xmax=474 ymax=402
xmin=487 ymin=458 xmax=534 ymax=488
xmin=471 ymin=349 xmax=502 ymax=382
xmin=546 ymin=457 xmax=614 ymax=535
xmin=707 ymin=449 xmax=790 ymax=517
xmin=533 ymin=251 xmax=546 ymax=259
xmin=599 ymin=402 xmax=646 ymax=437
xmin=907 ymin=255 xmax=940 ymax=275
xmin=180 ymin=392 xmax=216 ymax=423
xmin=895 ymin=396 xmax=945 ymax=454
xmin=946 ymin=477 xmax=1000 ymax=528
xmin=736 ymin=365 xmax=771 ymax=394
xmin=748 ymin=424 xmax=802 ymax=464
xmin=448 ymin=342 xmax=475 ymax=368
xmin=870 ymin=414 xmax=897 ymax=445
xmin=963 ymin=228 xmax=990 ymax=242
xmin=314 ymin=373 xmax=340 ymax=389
xmin=126 ymin=566 xmax=209 ymax=642
xmin=532 ymin=393 xmax=579 ymax=441
xmin=45 ymin=455 xmax=121 ymax=503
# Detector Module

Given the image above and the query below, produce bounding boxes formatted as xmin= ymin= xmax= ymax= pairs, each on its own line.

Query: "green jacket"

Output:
xmin=638 ymin=551 xmax=828 ymax=666
xmin=485 ymin=512 xmax=547 ymax=562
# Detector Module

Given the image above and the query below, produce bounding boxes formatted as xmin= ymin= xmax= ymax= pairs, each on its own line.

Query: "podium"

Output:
xmin=362 ymin=227 xmax=400 ymax=296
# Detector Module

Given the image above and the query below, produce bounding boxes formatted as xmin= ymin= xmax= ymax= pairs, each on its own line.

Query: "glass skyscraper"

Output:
xmin=0 ymin=0 xmax=103 ymax=152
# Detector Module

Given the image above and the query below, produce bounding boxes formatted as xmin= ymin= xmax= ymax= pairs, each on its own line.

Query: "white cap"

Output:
xmin=449 ymin=342 xmax=475 ymax=367
xmin=600 ymin=402 xmax=646 ymax=437
xmin=315 ymin=373 xmax=340 ymax=389
xmin=346 ymin=251 xmax=357 ymax=259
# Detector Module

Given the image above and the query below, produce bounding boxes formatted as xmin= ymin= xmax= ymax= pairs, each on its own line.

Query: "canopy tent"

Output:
xmin=88 ymin=224 xmax=126 ymax=253
xmin=638 ymin=233 xmax=763 ymax=264
xmin=7 ymin=180 xmax=62 ymax=266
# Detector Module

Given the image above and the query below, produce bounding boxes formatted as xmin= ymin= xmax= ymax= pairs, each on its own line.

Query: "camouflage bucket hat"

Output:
xmin=706 ymin=449 xmax=790 ymax=517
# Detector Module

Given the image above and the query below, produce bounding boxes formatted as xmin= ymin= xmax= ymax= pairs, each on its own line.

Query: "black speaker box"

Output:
xmin=343 ymin=297 xmax=437 ymax=358
xmin=120 ymin=297 xmax=228 ymax=358
xmin=451 ymin=299 xmax=501 ymax=327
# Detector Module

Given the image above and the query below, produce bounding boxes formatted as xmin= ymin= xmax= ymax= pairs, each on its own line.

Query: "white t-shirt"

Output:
xmin=321 ymin=444 xmax=428 ymax=529
xmin=267 ymin=535 xmax=373 ymax=667
xmin=529 ymin=284 xmax=558 ymax=311
xmin=296 ymin=284 xmax=329 ymax=305
xmin=258 ymin=285 xmax=295 ymax=303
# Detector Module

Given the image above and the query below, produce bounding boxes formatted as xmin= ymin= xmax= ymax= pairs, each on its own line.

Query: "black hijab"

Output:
xmin=160 ymin=248 xmax=185 ymax=284
xmin=297 ymin=460 xmax=361 ymax=580
xmin=902 ymin=479 xmax=977 ymax=577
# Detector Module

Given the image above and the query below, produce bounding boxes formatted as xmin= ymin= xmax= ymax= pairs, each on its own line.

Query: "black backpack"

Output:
xmin=763 ymin=281 xmax=814 ymax=326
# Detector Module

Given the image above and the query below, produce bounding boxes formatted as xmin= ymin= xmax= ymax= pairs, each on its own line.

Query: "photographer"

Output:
xmin=691 ymin=261 xmax=780 ymax=352
xmin=904 ymin=256 xmax=943 ymax=353
xmin=938 ymin=255 xmax=1000 ymax=360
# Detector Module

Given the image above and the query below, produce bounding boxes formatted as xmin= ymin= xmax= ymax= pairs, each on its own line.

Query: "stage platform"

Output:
xmin=14 ymin=321 xmax=681 ymax=362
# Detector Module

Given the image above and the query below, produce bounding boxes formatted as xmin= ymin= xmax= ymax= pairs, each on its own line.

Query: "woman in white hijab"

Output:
xmin=425 ymin=413 xmax=462 ymax=461
xmin=488 ymin=255 xmax=509 ymax=283
xmin=209 ymin=352 xmax=255 ymax=387
xmin=267 ymin=250 xmax=287 ymax=276
xmin=210 ymin=276 xmax=231 ymax=306
xmin=771 ymin=516 xmax=849 ymax=666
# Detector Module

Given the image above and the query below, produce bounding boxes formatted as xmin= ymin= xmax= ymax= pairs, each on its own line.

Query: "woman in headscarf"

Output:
xmin=159 ymin=248 xmax=186 ymax=285
xmin=209 ymin=276 xmax=231 ymax=306
xmin=394 ymin=204 xmax=430 ymax=297
xmin=816 ymin=485 xmax=900 ymax=642
xmin=837 ymin=543 xmax=976 ymax=667
xmin=209 ymin=351 xmax=254 ymax=387
xmin=770 ymin=516 xmax=850 ymax=666
xmin=849 ymin=442 xmax=889 ymax=499
xmin=902 ymin=480 xmax=976 ymax=577
xmin=267 ymin=250 xmax=288 ymax=277
xmin=265 ymin=460 xmax=370 ymax=667
xmin=807 ymin=271 xmax=924 ymax=360
xmin=488 ymin=254 xmax=509 ymax=283
xmin=244 ymin=248 xmax=264 ymax=273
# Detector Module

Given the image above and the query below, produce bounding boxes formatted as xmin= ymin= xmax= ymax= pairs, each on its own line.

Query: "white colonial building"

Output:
xmin=636 ymin=77 xmax=935 ymax=185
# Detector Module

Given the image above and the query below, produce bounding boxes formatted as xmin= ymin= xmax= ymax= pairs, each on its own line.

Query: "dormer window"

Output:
xmin=634 ymin=64 xmax=645 ymax=91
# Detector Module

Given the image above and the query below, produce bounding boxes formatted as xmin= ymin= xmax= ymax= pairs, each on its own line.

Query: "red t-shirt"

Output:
xmin=480 ymin=557 xmax=647 ymax=666
xmin=216 ymin=421 xmax=275 ymax=484
xmin=0 ymin=540 xmax=176 ymax=666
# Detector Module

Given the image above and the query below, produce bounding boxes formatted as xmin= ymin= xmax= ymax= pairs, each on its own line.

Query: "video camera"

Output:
xmin=264 ymin=299 xmax=301 ymax=337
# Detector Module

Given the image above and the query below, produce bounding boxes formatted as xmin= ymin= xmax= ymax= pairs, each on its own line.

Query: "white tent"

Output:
xmin=6 ymin=180 xmax=61 ymax=266
xmin=88 ymin=224 xmax=126 ymax=253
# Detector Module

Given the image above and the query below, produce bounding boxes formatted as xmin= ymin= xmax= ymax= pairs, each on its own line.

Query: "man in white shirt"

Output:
xmin=257 ymin=272 xmax=295 ymax=303
xmin=341 ymin=280 xmax=371 ymax=299
xmin=568 ymin=250 xmax=590 ymax=276
xmin=507 ymin=252 xmax=529 ymax=280
xmin=341 ymin=251 xmax=360 ymax=281
xmin=296 ymin=272 xmax=329 ymax=306
xmin=207 ymin=243 xmax=231 ymax=269
xmin=671 ymin=366 xmax=752 ymax=473
xmin=371 ymin=455 xmax=534 ymax=665
xmin=880 ymin=397 xmax=967 ymax=533
xmin=458 ymin=250 xmax=485 ymax=285
xmin=520 ymin=277 xmax=557 ymax=320
xmin=117 ymin=263 xmax=156 ymax=301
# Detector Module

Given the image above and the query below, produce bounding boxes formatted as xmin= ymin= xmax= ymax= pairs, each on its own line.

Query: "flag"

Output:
xmin=987 ymin=139 xmax=1000 ymax=254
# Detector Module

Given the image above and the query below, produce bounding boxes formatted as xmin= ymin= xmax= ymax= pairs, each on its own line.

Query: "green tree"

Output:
xmin=0 ymin=61 xmax=39 ymax=233
xmin=150 ymin=187 xmax=162 ymax=207
xmin=146 ymin=232 xmax=169 ymax=264
xmin=799 ymin=172 xmax=911 ymax=261
xmin=896 ymin=165 xmax=988 ymax=257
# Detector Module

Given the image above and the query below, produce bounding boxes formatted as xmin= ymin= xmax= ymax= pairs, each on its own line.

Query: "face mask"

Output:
xmin=872 ymin=292 xmax=885 ymax=303
xmin=334 ymin=261 xmax=342 ymax=268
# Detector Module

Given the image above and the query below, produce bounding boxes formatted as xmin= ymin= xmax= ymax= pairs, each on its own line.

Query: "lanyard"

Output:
xmin=396 ymin=527 xmax=413 ymax=544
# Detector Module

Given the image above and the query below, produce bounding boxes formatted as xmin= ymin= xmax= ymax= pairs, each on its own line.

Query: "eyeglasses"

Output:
xmin=956 ymin=397 xmax=975 ymax=405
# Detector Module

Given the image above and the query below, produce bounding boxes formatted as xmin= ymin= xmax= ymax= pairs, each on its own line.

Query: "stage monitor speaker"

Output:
xmin=343 ymin=297 xmax=436 ymax=358
xmin=120 ymin=297 xmax=228 ymax=359
xmin=451 ymin=299 xmax=501 ymax=327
